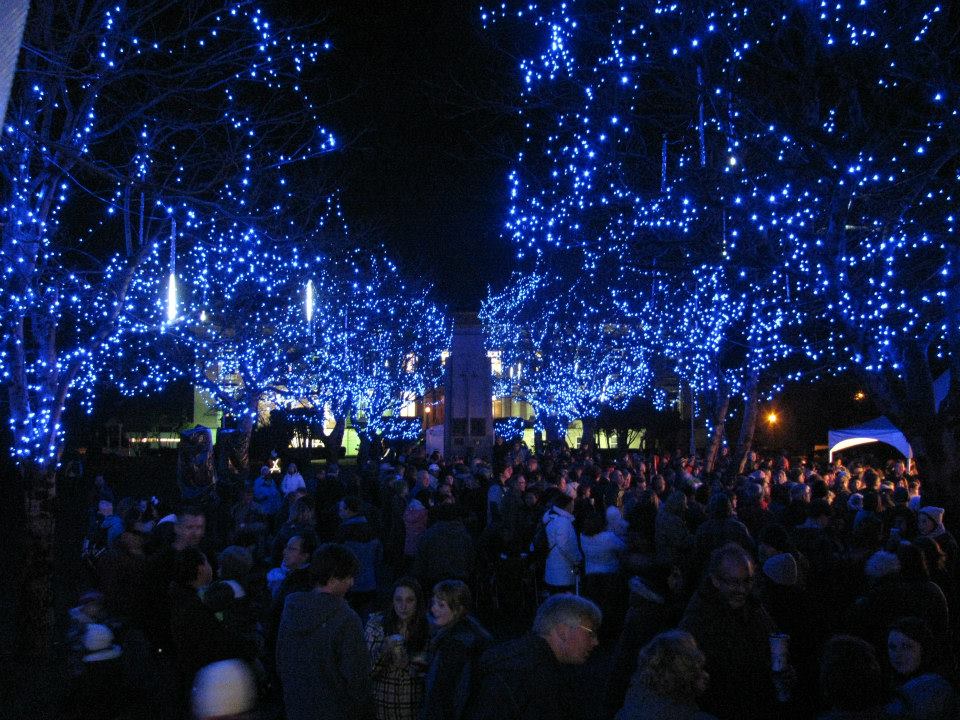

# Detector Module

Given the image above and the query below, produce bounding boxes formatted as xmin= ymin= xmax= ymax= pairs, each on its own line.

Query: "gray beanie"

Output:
xmin=762 ymin=552 xmax=799 ymax=586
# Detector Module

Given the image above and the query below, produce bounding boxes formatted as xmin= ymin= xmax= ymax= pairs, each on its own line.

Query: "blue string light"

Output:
xmin=482 ymin=0 xmax=957 ymax=430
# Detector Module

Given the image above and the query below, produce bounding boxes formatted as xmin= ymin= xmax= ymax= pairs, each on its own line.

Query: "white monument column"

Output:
xmin=443 ymin=312 xmax=494 ymax=460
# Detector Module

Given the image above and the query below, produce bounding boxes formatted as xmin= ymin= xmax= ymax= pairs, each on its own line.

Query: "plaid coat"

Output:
xmin=365 ymin=613 xmax=426 ymax=720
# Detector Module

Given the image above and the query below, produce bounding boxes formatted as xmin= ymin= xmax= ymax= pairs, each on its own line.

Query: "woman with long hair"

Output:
xmin=364 ymin=577 xmax=431 ymax=720
xmin=421 ymin=580 xmax=491 ymax=720
xmin=885 ymin=617 xmax=957 ymax=719
xmin=913 ymin=535 xmax=958 ymax=619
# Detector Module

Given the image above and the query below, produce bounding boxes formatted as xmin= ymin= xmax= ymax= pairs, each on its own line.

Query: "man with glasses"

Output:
xmin=465 ymin=594 xmax=602 ymax=720
xmin=679 ymin=543 xmax=780 ymax=719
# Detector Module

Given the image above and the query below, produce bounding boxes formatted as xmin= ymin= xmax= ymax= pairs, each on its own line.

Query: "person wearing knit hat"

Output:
xmin=757 ymin=550 xmax=823 ymax=717
xmin=918 ymin=506 xmax=960 ymax=579
xmin=192 ymin=659 xmax=256 ymax=719
xmin=67 ymin=623 xmax=129 ymax=718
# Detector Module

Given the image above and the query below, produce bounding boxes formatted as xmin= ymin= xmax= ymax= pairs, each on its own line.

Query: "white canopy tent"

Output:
xmin=827 ymin=416 xmax=913 ymax=463
xmin=827 ymin=372 xmax=951 ymax=464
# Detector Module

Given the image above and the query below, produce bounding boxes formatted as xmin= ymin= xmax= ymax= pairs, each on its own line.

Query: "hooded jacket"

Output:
xmin=336 ymin=516 xmax=382 ymax=593
xmin=276 ymin=589 xmax=374 ymax=720
xmin=415 ymin=519 xmax=476 ymax=585
xmin=544 ymin=506 xmax=581 ymax=587
xmin=655 ymin=492 xmax=694 ymax=568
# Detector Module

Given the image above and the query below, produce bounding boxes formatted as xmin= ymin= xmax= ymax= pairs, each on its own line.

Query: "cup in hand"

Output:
xmin=769 ymin=633 xmax=789 ymax=672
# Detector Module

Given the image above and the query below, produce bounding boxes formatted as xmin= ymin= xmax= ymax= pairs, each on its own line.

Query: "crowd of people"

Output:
xmin=67 ymin=439 xmax=960 ymax=720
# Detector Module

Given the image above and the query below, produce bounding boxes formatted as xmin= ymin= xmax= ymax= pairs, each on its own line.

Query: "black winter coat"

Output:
xmin=421 ymin=615 xmax=491 ymax=720
xmin=466 ymin=634 xmax=571 ymax=720
xmin=679 ymin=585 xmax=777 ymax=720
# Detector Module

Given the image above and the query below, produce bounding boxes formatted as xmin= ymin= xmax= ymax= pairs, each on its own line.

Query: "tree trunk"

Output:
xmin=17 ymin=462 xmax=57 ymax=657
xmin=895 ymin=345 xmax=959 ymax=504
xmin=615 ymin=427 xmax=627 ymax=451
xmin=580 ymin=417 xmax=596 ymax=451
xmin=860 ymin=343 xmax=960 ymax=503
xmin=903 ymin=422 xmax=959 ymax=506
xmin=358 ymin=431 xmax=379 ymax=467
xmin=545 ymin=416 xmax=566 ymax=446
xmin=903 ymin=354 xmax=959 ymax=503
xmin=534 ymin=427 xmax=545 ymax=455
xmin=705 ymin=395 xmax=731 ymax=473
xmin=688 ymin=386 xmax=697 ymax=458
xmin=320 ymin=416 xmax=346 ymax=461
xmin=737 ymin=371 xmax=760 ymax=474
xmin=236 ymin=408 xmax=255 ymax=484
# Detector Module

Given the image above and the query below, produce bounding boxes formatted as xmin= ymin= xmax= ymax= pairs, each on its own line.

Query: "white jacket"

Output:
xmin=281 ymin=472 xmax=305 ymax=496
xmin=543 ymin=507 xmax=581 ymax=587
xmin=580 ymin=530 xmax=626 ymax=575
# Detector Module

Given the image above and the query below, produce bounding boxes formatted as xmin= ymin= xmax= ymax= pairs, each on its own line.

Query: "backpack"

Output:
xmin=527 ymin=509 xmax=556 ymax=566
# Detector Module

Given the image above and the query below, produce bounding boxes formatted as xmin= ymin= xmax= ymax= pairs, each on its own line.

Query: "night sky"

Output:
xmin=284 ymin=1 xmax=521 ymax=310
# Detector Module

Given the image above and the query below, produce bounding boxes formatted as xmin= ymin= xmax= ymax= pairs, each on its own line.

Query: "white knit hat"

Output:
xmin=191 ymin=659 xmax=255 ymax=719
xmin=82 ymin=623 xmax=121 ymax=662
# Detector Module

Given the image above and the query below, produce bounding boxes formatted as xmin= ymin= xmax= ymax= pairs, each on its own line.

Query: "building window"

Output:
xmin=399 ymin=392 xmax=417 ymax=418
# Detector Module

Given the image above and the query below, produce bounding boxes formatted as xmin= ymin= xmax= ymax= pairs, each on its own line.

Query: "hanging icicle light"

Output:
xmin=166 ymin=217 xmax=177 ymax=324
xmin=166 ymin=272 xmax=177 ymax=323
xmin=305 ymin=278 xmax=314 ymax=323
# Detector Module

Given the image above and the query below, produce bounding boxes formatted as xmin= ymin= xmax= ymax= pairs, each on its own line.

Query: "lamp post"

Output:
xmin=765 ymin=410 xmax=779 ymax=453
